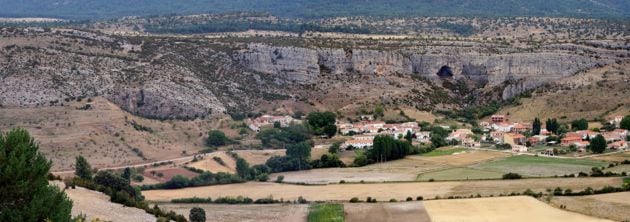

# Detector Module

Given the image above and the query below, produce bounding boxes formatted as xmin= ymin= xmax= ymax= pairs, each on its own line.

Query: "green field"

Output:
xmin=308 ymin=203 xmax=344 ymax=222
xmin=417 ymin=167 xmax=504 ymax=181
xmin=470 ymin=155 xmax=608 ymax=177
xmin=421 ymin=148 xmax=467 ymax=157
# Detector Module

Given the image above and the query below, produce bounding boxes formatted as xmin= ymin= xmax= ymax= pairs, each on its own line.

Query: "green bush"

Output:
xmin=502 ymin=172 xmax=522 ymax=179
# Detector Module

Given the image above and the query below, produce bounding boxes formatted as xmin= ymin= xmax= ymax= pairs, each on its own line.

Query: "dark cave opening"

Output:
xmin=437 ymin=65 xmax=454 ymax=78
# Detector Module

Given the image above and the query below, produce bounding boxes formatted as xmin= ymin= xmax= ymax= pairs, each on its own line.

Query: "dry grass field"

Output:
xmin=58 ymin=183 xmax=155 ymax=222
xmin=424 ymin=196 xmax=611 ymax=222
xmin=143 ymin=177 xmax=622 ymax=202
xmin=234 ymin=149 xmax=286 ymax=165
xmin=143 ymin=167 xmax=199 ymax=183
xmin=187 ymin=151 xmax=237 ymax=173
xmin=494 ymin=63 xmax=630 ymax=123
xmin=160 ymin=203 xmax=308 ymax=222
xmin=344 ymin=202 xmax=431 ymax=222
xmin=550 ymin=192 xmax=630 ymax=222
xmin=590 ymin=151 xmax=630 ymax=162
xmin=273 ymin=150 xmax=509 ymax=184
xmin=0 ymin=97 xmax=220 ymax=171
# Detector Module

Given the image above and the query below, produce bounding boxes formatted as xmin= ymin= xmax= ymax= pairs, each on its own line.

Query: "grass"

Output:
xmin=308 ymin=203 xmax=344 ymax=222
xmin=623 ymin=177 xmax=630 ymax=185
xmin=421 ymin=147 xmax=467 ymax=157
xmin=417 ymin=167 xmax=504 ymax=181
xmin=470 ymin=155 xmax=609 ymax=177
xmin=605 ymin=164 xmax=630 ymax=173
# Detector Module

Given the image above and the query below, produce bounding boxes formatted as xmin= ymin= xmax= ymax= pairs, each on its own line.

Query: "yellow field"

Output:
xmin=187 ymin=151 xmax=237 ymax=173
xmin=143 ymin=177 xmax=622 ymax=202
xmin=160 ymin=203 xmax=308 ymax=222
xmin=424 ymin=196 xmax=611 ymax=222
xmin=550 ymin=192 xmax=630 ymax=222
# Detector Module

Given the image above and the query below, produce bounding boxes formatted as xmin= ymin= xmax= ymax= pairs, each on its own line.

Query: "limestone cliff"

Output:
xmin=239 ymin=43 xmax=612 ymax=99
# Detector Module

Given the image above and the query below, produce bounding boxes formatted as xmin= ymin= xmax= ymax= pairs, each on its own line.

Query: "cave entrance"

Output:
xmin=437 ymin=65 xmax=454 ymax=78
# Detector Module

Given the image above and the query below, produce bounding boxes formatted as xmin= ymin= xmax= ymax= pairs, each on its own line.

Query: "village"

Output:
xmin=246 ymin=113 xmax=629 ymax=157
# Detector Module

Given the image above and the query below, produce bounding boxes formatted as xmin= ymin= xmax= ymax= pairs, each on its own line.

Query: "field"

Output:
xmin=470 ymin=155 xmax=608 ymax=177
xmin=420 ymin=147 xmax=467 ymax=157
xmin=143 ymin=167 xmax=199 ymax=183
xmin=55 ymin=182 xmax=155 ymax=222
xmin=605 ymin=164 xmax=630 ymax=174
xmin=160 ymin=203 xmax=308 ymax=222
xmin=417 ymin=167 xmax=504 ymax=181
xmin=424 ymin=196 xmax=611 ymax=222
xmin=0 ymin=97 xmax=219 ymax=171
xmin=234 ymin=149 xmax=285 ymax=165
xmin=344 ymin=202 xmax=431 ymax=222
xmin=550 ymin=192 xmax=630 ymax=222
xmin=273 ymin=150 xmax=509 ymax=184
xmin=143 ymin=177 xmax=622 ymax=202
xmin=590 ymin=151 xmax=630 ymax=162
xmin=308 ymin=203 xmax=344 ymax=222
xmin=187 ymin=151 xmax=237 ymax=173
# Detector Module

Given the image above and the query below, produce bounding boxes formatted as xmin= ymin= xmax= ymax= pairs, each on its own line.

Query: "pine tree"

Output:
xmin=122 ymin=167 xmax=132 ymax=182
xmin=0 ymin=128 xmax=73 ymax=222
xmin=75 ymin=155 xmax=93 ymax=180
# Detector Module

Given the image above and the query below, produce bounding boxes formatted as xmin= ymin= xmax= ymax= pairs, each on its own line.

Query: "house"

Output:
xmin=511 ymin=123 xmax=532 ymax=134
xmin=415 ymin=131 xmax=431 ymax=143
xmin=248 ymin=115 xmax=300 ymax=132
xmin=504 ymin=133 xmax=526 ymax=146
xmin=608 ymin=115 xmax=624 ymax=126
xmin=602 ymin=132 xmax=622 ymax=142
xmin=608 ymin=141 xmax=628 ymax=150
xmin=540 ymin=129 xmax=551 ymax=136
xmin=490 ymin=131 xmax=506 ymax=143
xmin=343 ymin=140 xmax=373 ymax=149
xmin=572 ymin=141 xmax=590 ymax=149
xmin=561 ymin=136 xmax=582 ymax=146
xmin=612 ymin=129 xmax=628 ymax=137
xmin=492 ymin=122 xmax=513 ymax=133
xmin=512 ymin=145 xmax=528 ymax=153
xmin=527 ymin=137 xmax=541 ymax=145
xmin=491 ymin=115 xmax=507 ymax=123
xmin=447 ymin=129 xmax=474 ymax=142
xmin=462 ymin=138 xmax=480 ymax=148
xmin=575 ymin=130 xmax=599 ymax=140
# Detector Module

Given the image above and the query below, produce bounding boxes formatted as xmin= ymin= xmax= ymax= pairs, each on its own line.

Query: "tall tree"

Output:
xmin=236 ymin=158 xmax=250 ymax=180
xmin=206 ymin=130 xmax=228 ymax=146
xmin=590 ymin=134 xmax=607 ymax=154
xmin=621 ymin=115 xmax=630 ymax=130
xmin=0 ymin=128 xmax=73 ymax=222
xmin=286 ymin=142 xmax=312 ymax=170
xmin=75 ymin=155 xmax=93 ymax=180
xmin=189 ymin=207 xmax=206 ymax=222
xmin=121 ymin=167 xmax=132 ymax=182
xmin=532 ymin=118 xmax=541 ymax=135
xmin=546 ymin=118 xmax=559 ymax=134
xmin=404 ymin=131 xmax=413 ymax=144
xmin=306 ymin=111 xmax=337 ymax=138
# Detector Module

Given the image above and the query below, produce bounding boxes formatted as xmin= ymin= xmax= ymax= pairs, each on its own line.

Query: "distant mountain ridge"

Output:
xmin=1 ymin=0 xmax=629 ymax=20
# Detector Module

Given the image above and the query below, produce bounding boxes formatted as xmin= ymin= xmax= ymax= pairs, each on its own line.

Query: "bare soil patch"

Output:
xmin=344 ymin=202 xmax=431 ymax=222
xmin=160 ymin=203 xmax=308 ymax=222
xmin=424 ymin=196 xmax=611 ymax=222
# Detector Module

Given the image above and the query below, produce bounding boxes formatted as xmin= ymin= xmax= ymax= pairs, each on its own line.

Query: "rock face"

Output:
xmin=240 ymin=43 xmax=611 ymax=98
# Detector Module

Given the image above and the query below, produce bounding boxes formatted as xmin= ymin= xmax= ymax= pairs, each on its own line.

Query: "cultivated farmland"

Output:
xmin=550 ymin=192 xmax=630 ymax=222
xmin=470 ymin=155 xmax=608 ymax=177
xmin=143 ymin=177 xmax=622 ymax=202
xmin=159 ymin=203 xmax=308 ymax=222
xmin=423 ymin=196 xmax=611 ymax=222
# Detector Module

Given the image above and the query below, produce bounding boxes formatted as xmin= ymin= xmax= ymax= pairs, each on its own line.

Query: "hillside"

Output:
xmin=1 ymin=0 xmax=630 ymax=20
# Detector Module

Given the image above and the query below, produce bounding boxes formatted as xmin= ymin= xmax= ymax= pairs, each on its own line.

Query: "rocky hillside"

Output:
xmin=1 ymin=27 xmax=628 ymax=120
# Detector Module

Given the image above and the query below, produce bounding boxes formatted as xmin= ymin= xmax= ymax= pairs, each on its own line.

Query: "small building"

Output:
xmin=343 ymin=140 xmax=373 ymax=149
xmin=415 ymin=131 xmax=431 ymax=143
xmin=511 ymin=123 xmax=532 ymax=134
xmin=504 ymin=133 xmax=526 ymax=146
xmin=561 ymin=136 xmax=582 ymax=146
xmin=512 ymin=145 xmax=528 ymax=153
xmin=572 ymin=141 xmax=590 ymax=149
xmin=492 ymin=122 xmax=513 ymax=133
xmin=491 ymin=115 xmax=507 ymax=123
xmin=608 ymin=141 xmax=628 ymax=150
